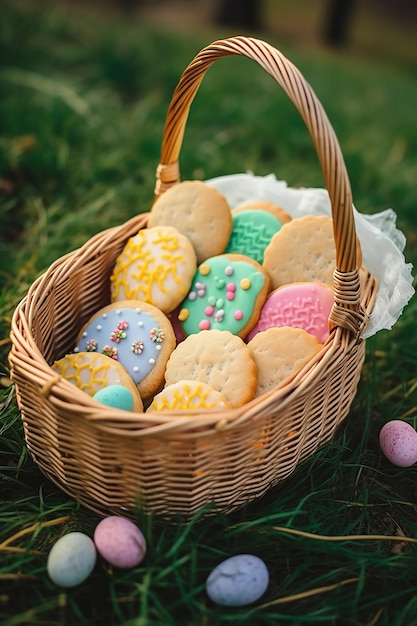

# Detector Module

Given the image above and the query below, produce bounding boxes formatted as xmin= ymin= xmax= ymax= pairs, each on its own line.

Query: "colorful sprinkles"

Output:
xmin=75 ymin=307 xmax=168 ymax=385
xmin=178 ymin=255 xmax=267 ymax=337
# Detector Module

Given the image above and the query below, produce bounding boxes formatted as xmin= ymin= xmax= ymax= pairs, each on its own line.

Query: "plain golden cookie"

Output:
xmin=164 ymin=329 xmax=258 ymax=408
xmin=52 ymin=351 xmax=143 ymax=411
xmin=147 ymin=379 xmax=230 ymax=413
xmin=247 ymin=326 xmax=323 ymax=397
xmin=148 ymin=180 xmax=233 ymax=264
xmin=263 ymin=215 xmax=362 ymax=290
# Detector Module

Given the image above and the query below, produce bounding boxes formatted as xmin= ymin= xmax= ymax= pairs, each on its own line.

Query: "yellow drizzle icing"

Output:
xmin=150 ymin=381 xmax=228 ymax=412
xmin=110 ymin=227 xmax=195 ymax=307
xmin=54 ymin=354 xmax=114 ymax=395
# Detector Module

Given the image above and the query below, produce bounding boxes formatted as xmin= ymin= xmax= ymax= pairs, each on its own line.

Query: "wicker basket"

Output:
xmin=9 ymin=37 xmax=378 ymax=520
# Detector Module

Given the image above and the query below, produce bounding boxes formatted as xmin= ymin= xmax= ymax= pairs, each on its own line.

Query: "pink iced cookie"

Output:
xmin=247 ymin=282 xmax=334 ymax=343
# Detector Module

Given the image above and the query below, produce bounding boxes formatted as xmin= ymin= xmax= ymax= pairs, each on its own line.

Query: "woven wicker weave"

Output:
xmin=9 ymin=37 xmax=378 ymax=520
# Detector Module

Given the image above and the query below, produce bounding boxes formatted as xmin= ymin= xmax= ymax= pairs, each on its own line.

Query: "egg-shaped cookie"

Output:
xmin=247 ymin=282 xmax=334 ymax=343
xmin=148 ymin=180 xmax=233 ymax=264
xmin=148 ymin=380 xmax=230 ymax=413
xmin=110 ymin=225 xmax=197 ymax=314
xmin=224 ymin=209 xmax=284 ymax=265
xmin=74 ymin=300 xmax=176 ymax=401
xmin=177 ymin=254 xmax=270 ymax=339
xmin=52 ymin=351 xmax=143 ymax=411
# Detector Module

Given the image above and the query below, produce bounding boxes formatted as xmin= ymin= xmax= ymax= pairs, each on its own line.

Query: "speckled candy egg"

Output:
xmin=93 ymin=384 xmax=135 ymax=411
xmin=47 ymin=532 xmax=97 ymax=587
xmin=379 ymin=420 xmax=417 ymax=467
xmin=206 ymin=554 xmax=269 ymax=607
xmin=94 ymin=516 xmax=146 ymax=569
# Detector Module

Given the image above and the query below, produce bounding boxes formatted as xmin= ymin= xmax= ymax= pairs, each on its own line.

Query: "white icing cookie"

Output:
xmin=52 ymin=351 xmax=143 ymax=412
xmin=110 ymin=225 xmax=197 ymax=314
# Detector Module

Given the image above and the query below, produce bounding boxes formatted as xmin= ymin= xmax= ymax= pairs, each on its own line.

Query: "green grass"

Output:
xmin=1 ymin=1 xmax=417 ymax=624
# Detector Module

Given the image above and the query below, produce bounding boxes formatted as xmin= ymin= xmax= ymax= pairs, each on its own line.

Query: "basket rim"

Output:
xmin=9 ymin=241 xmax=377 ymax=438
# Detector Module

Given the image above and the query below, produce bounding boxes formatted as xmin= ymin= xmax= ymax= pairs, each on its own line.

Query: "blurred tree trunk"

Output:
xmin=217 ymin=0 xmax=262 ymax=31
xmin=115 ymin=0 xmax=141 ymax=14
xmin=323 ymin=0 xmax=357 ymax=46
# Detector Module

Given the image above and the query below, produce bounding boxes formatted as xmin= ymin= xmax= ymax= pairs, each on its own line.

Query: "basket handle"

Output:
xmin=155 ymin=36 xmax=365 ymax=336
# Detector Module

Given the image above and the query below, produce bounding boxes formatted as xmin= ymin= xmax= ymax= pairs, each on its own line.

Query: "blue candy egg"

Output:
xmin=206 ymin=554 xmax=269 ymax=607
xmin=93 ymin=384 xmax=135 ymax=411
xmin=47 ymin=532 xmax=97 ymax=587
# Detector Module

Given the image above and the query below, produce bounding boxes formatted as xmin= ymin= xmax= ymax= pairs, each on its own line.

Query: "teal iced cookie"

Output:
xmin=93 ymin=384 xmax=135 ymax=411
xmin=225 ymin=209 xmax=283 ymax=264
xmin=178 ymin=254 xmax=270 ymax=338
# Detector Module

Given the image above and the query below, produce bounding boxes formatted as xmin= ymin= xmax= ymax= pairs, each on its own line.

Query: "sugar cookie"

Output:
xmin=263 ymin=215 xmax=362 ymax=290
xmin=224 ymin=209 xmax=284 ymax=264
xmin=52 ymin=352 xmax=143 ymax=411
xmin=177 ymin=254 xmax=270 ymax=338
xmin=247 ymin=282 xmax=334 ymax=343
xmin=148 ymin=180 xmax=233 ymax=264
xmin=110 ymin=225 xmax=197 ymax=314
xmin=248 ymin=327 xmax=322 ymax=397
xmin=74 ymin=300 xmax=176 ymax=400
xmin=147 ymin=380 xmax=230 ymax=413
xmin=164 ymin=330 xmax=258 ymax=408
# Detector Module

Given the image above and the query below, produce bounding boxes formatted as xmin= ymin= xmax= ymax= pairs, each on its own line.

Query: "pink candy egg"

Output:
xmin=379 ymin=420 xmax=417 ymax=467
xmin=94 ymin=516 xmax=146 ymax=568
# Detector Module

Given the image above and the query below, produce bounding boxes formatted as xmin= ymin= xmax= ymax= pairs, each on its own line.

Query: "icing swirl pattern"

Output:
xmin=225 ymin=209 xmax=283 ymax=264
xmin=247 ymin=282 xmax=334 ymax=343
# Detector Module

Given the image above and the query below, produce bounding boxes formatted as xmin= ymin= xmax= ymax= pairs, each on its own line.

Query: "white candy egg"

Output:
xmin=47 ymin=532 xmax=97 ymax=587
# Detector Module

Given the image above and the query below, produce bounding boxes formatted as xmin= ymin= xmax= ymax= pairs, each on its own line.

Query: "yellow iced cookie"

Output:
xmin=147 ymin=380 xmax=230 ymax=413
xmin=110 ymin=225 xmax=197 ymax=314
xmin=52 ymin=351 xmax=143 ymax=411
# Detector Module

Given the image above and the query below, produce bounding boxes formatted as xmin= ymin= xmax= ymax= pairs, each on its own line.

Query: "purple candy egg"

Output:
xmin=206 ymin=554 xmax=269 ymax=607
